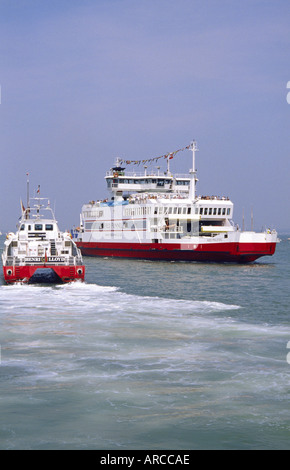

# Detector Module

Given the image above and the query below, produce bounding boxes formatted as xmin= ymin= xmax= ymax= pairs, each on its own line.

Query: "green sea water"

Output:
xmin=0 ymin=234 xmax=289 ymax=450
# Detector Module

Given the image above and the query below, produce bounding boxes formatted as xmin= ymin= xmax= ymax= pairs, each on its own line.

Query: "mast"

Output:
xmin=26 ymin=172 xmax=30 ymax=208
xmin=189 ymin=140 xmax=198 ymax=200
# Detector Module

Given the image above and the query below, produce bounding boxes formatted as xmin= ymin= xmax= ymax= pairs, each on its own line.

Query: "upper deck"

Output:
xmin=105 ymin=144 xmax=197 ymax=198
xmin=17 ymin=197 xmax=61 ymax=240
xmin=105 ymin=169 xmax=191 ymax=195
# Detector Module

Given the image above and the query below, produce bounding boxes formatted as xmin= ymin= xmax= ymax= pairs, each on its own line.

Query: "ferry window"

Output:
xmin=213 ymin=208 xmax=217 ymax=215
xmin=28 ymin=225 xmax=31 ymax=230
xmin=168 ymin=207 xmax=172 ymax=214
xmin=173 ymin=207 xmax=177 ymax=214
xmin=129 ymin=180 xmax=134 ymax=184
xmin=152 ymin=179 xmax=156 ymax=183
xmin=45 ymin=224 xmax=53 ymax=231
xmin=187 ymin=207 xmax=191 ymax=214
xmin=20 ymin=224 xmax=25 ymax=231
xmin=218 ymin=208 xmax=221 ymax=215
xmin=222 ymin=208 xmax=226 ymax=215
xmin=195 ymin=208 xmax=198 ymax=214
xmin=178 ymin=207 xmax=182 ymax=214
xmin=204 ymin=208 xmax=208 ymax=215
xmin=227 ymin=208 xmax=231 ymax=215
xmin=200 ymin=208 xmax=203 ymax=215
xmin=182 ymin=208 xmax=186 ymax=214
xmin=209 ymin=208 xmax=212 ymax=215
xmin=35 ymin=224 xmax=43 ymax=231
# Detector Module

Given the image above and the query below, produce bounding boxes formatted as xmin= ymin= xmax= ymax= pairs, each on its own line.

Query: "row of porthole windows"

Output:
xmin=83 ymin=210 xmax=104 ymax=218
xmin=20 ymin=223 xmax=54 ymax=231
xmin=165 ymin=206 xmax=231 ymax=216
xmin=124 ymin=207 xmax=151 ymax=216
xmin=82 ymin=205 xmax=231 ymax=218
xmin=167 ymin=207 xmax=191 ymax=215
xmin=107 ymin=178 xmax=190 ymax=186
xmin=199 ymin=207 xmax=231 ymax=216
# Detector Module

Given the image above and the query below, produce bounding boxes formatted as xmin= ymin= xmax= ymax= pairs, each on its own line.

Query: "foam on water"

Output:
xmin=0 ymin=276 xmax=289 ymax=450
xmin=1 ymin=281 xmax=288 ymax=344
xmin=0 ymin=280 xmax=240 ymax=319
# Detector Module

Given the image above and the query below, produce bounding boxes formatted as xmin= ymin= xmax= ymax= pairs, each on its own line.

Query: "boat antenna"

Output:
xmin=189 ymin=140 xmax=198 ymax=200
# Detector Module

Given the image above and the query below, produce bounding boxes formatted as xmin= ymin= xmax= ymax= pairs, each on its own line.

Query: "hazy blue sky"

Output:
xmin=0 ymin=0 xmax=289 ymax=232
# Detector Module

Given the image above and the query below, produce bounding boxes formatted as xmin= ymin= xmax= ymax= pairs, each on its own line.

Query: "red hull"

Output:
xmin=3 ymin=264 xmax=85 ymax=284
xmin=76 ymin=241 xmax=276 ymax=263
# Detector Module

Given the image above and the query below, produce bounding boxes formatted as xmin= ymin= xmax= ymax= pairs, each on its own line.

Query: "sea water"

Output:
xmin=0 ymin=234 xmax=289 ymax=450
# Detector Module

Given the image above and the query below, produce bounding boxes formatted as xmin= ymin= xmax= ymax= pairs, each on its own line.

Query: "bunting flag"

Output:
xmin=20 ymin=199 xmax=25 ymax=213
xmin=118 ymin=144 xmax=191 ymax=166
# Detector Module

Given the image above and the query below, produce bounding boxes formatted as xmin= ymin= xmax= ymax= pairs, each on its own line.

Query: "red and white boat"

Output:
xmin=2 ymin=196 xmax=85 ymax=284
xmin=75 ymin=141 xmax=277 ymax=263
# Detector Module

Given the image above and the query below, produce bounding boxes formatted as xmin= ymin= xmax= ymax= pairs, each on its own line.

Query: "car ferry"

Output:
xmin=75 ymin=141 xmax=277 ymax=263
xmin=2 ymin=196 xmax=85 ymax=283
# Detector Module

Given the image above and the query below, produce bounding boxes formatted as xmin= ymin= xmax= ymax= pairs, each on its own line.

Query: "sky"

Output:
xmin=0 ymin=0 xmax=289 ymax=232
